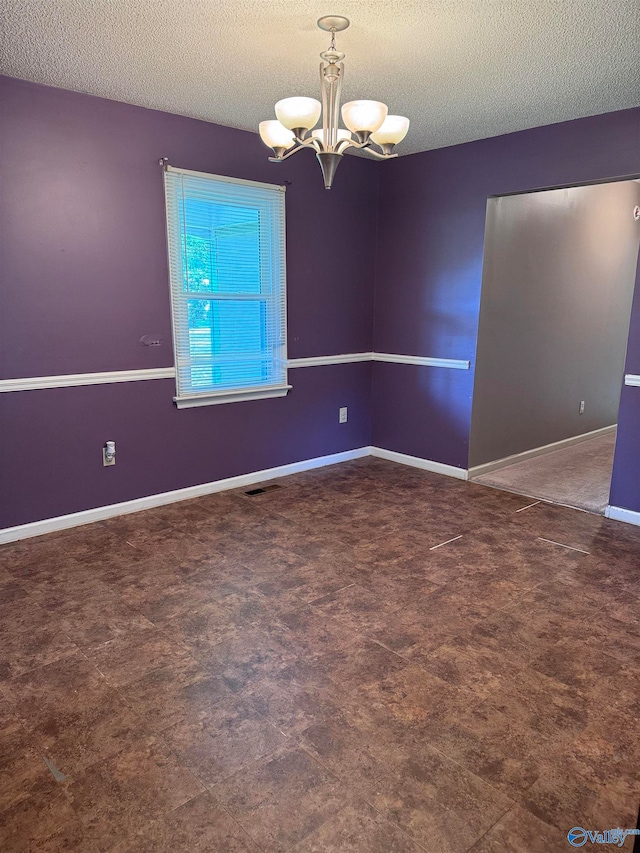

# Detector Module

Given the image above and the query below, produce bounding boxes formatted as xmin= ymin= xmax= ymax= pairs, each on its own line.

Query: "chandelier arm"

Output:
xmin=335 ymin=137 xmax=354 ymax=155
xmin=359 ymin=147 xmax=399 ymax=160
xmin=293 ymin=133 xmax=322 ymax=151
xmin=267 ymin=140 xmax=317 ymax=163
xmin=343 ymin=140 xmax=399 ymax=160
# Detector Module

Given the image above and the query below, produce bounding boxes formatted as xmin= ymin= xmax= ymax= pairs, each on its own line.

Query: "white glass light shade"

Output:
xmin=370 ymin=115 xmax=410 ymax=146
xmin=275 ymin=97 xmax=322 ymax=131
xmin=259 ymin=120 xmax=295 ymax=151
xmin=341 ymin=100 xmax=388 ymax=134
xmin=311 ymin=128 xmax=353 ymax=145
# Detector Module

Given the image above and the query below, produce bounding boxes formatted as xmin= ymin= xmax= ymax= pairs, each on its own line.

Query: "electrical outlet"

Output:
xmin=103 ymin=441 xmax=116 ymax=466
xmin=579 ymin=401 xmax=585 ymax=415
xmin=339 ymin=407 xmax=348 ymax=424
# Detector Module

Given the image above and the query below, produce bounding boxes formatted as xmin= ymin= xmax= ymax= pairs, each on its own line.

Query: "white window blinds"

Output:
xmin=164 ymin=166 xmax=289 ymax=408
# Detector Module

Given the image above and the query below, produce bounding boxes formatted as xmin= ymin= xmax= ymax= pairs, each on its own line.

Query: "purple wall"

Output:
xmin=372 ymin=109 xmax=640 ymax=484
xmin=372 ymin=363 xmax=474 ymax=469
xmin=2 ymin=73 xmax=639 ymax=528
xmin=1 ymin=366 xmax=372 ymax=528
xmin=610 ymin=255 xmax=640 ymax=511
xmin=0 ymin=77 xmax=377 ymax=527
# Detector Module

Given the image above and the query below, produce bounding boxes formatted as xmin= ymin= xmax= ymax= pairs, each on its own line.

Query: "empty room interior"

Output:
xmin=1 ymin=3 xmax=640 ymax=852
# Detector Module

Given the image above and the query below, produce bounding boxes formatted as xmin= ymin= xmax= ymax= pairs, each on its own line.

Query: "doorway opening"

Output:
xmin=469 ymin=177 xmax=640 ymax=514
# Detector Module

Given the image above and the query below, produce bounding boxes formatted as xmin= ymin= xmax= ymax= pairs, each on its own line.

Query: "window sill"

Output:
xmin=174 ymin=384 xmax=292 ymax=409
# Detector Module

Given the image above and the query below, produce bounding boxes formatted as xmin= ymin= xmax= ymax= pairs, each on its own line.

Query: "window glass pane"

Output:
xmin=187 ymin=299 xmax=270 ymax=389
xmin=183 ymin=200 xmax=261 ymax=295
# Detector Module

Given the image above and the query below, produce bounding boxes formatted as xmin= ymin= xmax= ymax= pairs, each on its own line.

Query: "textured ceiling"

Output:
xmin=1 ymin=0 xmax=639 ymax=155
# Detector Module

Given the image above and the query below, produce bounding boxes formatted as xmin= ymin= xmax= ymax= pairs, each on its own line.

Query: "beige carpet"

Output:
xmin=472 ymin=430 xmax=616 ymax=514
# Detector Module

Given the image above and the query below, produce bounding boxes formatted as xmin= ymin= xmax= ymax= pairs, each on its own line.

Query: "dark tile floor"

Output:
xmin=0 ymin=458 xmax=639 ymax=852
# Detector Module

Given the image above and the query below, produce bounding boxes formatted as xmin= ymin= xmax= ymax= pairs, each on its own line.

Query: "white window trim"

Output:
xmin=174 ymin=384 xmax=292 ymax=409
xmin=164 ymin=165 xmax=289 ymax=408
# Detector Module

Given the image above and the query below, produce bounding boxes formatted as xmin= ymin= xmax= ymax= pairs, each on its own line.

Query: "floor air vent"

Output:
xmin=245 ymin=484 xmax=282 ymax=496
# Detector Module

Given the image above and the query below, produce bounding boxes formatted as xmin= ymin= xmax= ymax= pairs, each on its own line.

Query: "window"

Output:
xmin=164 ymin=166 xmax=289 ymax=408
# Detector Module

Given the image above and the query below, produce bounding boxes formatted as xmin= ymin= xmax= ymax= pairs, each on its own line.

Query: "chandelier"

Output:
xmin=258 ymin=15 xmax=410 ymax=189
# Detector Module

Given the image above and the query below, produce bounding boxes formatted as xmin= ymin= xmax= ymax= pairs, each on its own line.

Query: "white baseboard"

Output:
xmin=5 ymin=439 xmax=638 ymax=543
xmin=468 ymin=424 xmax=617 ymax=479
xmin=0 ymin=447 xmax=370 ymax=545
xmin=605 ymin=505 xmax=640 ymax=526
xmin=370 ymin=446 xmax=468 ymax=480
xmin=1 ymin=445 xmax=471 ymax=543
